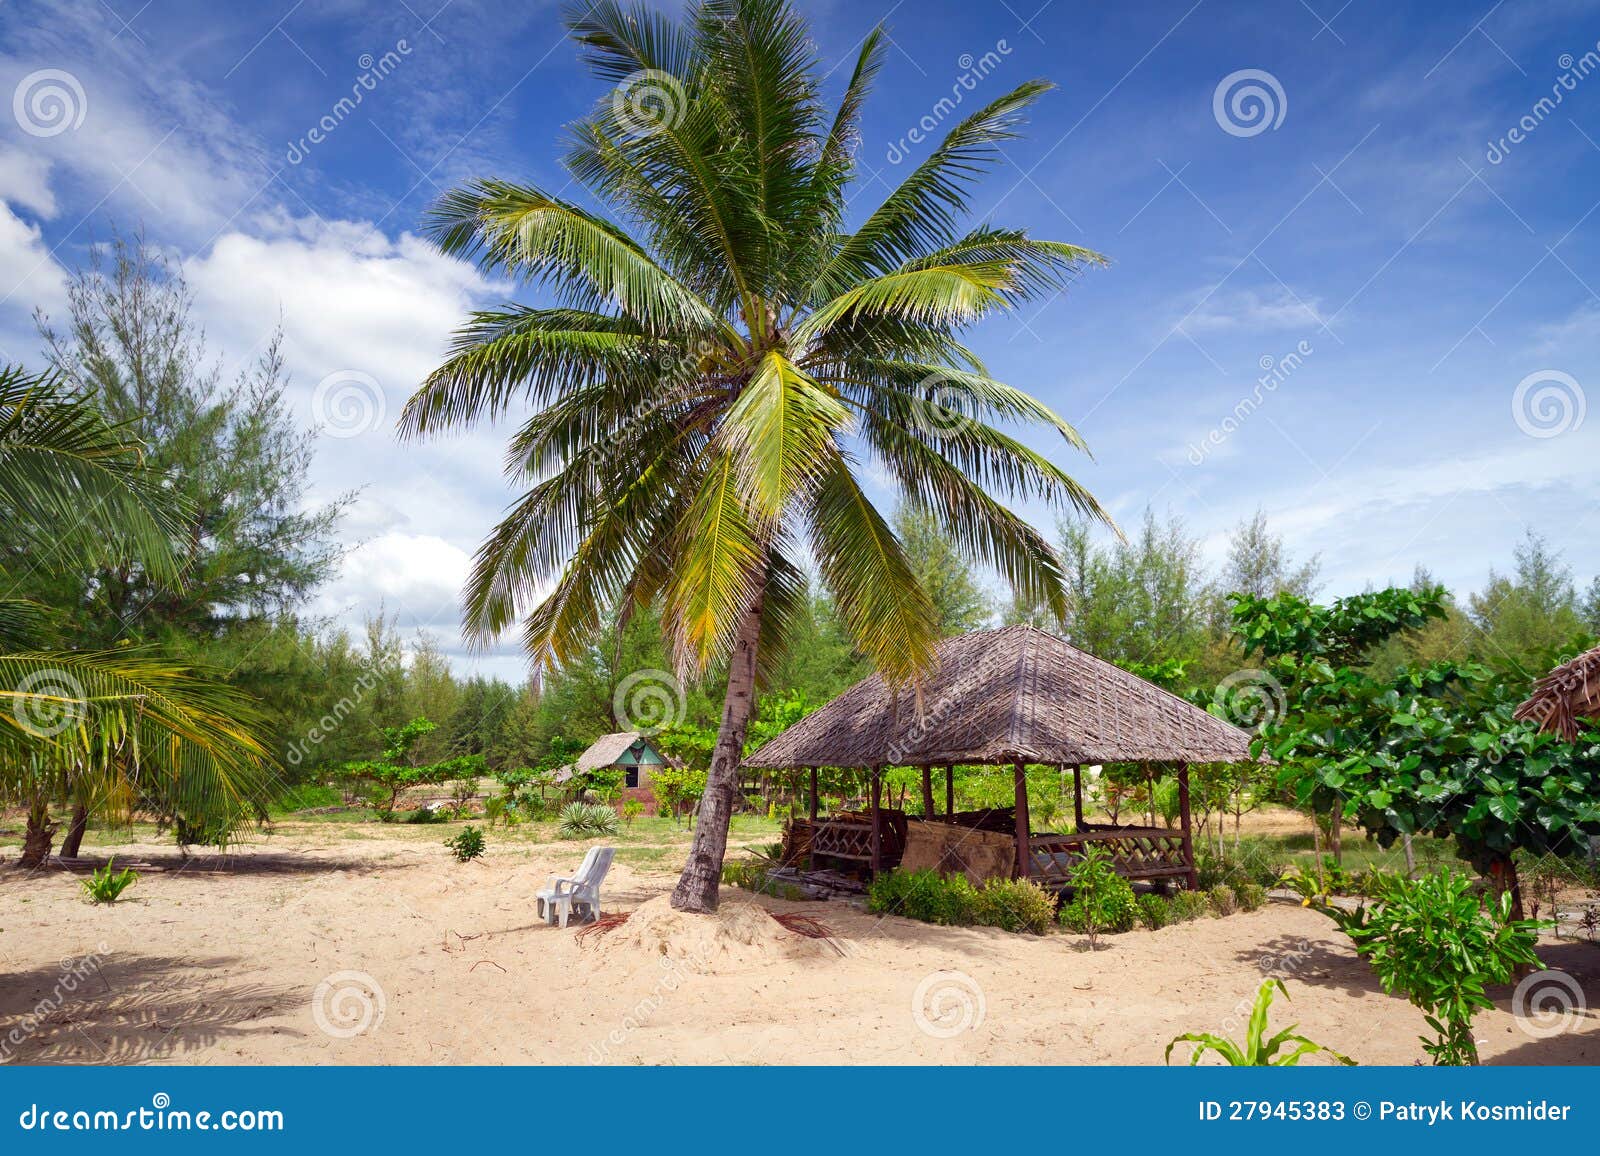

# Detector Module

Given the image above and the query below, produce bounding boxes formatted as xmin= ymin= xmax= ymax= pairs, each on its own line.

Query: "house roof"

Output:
xmin=743 ymin=623 xmax=1258 ymax=769
xmin=1515 ymin=643 xmax=1600 ymax=740
xmin=553 ymin=731 xmax=668 ymax=783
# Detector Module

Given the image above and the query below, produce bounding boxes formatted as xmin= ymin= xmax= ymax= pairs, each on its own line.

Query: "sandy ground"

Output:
xmin=1 ymin=830 xmax=1596 ymax=1066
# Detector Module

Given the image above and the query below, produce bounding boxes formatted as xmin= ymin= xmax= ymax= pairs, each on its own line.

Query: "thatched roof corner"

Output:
xmin=1516 ymin=644 xmax=1600 ymax=740
xmin=743 ymin=624 xmax=1258 ymax=769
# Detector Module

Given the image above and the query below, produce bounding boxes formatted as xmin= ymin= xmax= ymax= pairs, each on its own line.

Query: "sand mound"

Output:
xmin=595 ymin=893 xmax=832 ymax=973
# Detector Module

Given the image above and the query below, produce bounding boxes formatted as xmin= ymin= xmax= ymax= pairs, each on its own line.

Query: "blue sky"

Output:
xmin=1 ymin=0 xmax=1596 ymax=679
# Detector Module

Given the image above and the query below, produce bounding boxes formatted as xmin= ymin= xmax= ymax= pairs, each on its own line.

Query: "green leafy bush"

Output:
xmin=445 ymin=826 xmax=485 ymax=862
xmin=404 ymin=804 xmax=448 ymax=824
xmin=867 ymin=869 xmax=978 ymax=926
xmin=973 ymin=878 xmax=1056 ymax=935
xmin=1136 ymin=892 xmax=1173 ymax=930
xmin=1168 ymin=889 xmax=1211 ymax=922
xmin=1208 ymin=884 xmax=1237 ymax=916
xmin=82 ymin=859 xmax=138 ymax=904
xmin=621 ymin=799 xmax=644 ymax=828
xmin=1058 ymin=847 xmax=1137 ymax=945
xmin=1322 ymin=868 xmax=1541 ymax=1065
xmin=559 ymin=801 xmax=620 ymax=838
xmin=1235 ymin=882 xmax=1267 ymax=912
xmin=1167 ymin=979 xmax=1354 ymax=1066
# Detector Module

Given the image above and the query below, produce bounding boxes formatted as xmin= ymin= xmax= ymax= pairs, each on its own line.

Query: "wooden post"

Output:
xmin=869 ymin=765 xmax=883 ymax=875
xmin=1072 ymin=763 xmax=1084 ymax=831
xmin=945 ymin=764 xmax=954 ymax=817
xmin=1013 ymin=759 xmax=1030 ymax=879
xmin=920 ymin=764 xmax=934 ymax=820
xmin=1177 ymin=761 xmax=1198 ymax=891
xmin=808 ymin=767 xmax=818 ymax=822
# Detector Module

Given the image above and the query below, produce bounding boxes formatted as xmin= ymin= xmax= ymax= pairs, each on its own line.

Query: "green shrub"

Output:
xmin=1136 ymin=892 xmax=1172 ymax=930
xmin=404 ymin=804 xmax=448 ymax=824
xmin=1208 ymin=884 xmax=1237 ymax=917
xmin=559 ymin=801 xmax=620 ymax=838
xmin=445 ymin=826 xmax=485 ymax=862
xmin=1235 ymin=882 xmax=1267 ymax=912
xmin=82 ymin=859 xmax=138 ymax=904
xmin=621 ymin=799 xmax=644 ymax=828
xmin=1058 ymin=847 xmax=1137 ymax=946
xmin=973 ymin=877 xmax=1056 ymax=935
xmin=1168 ymin=889 xmax=1210 ymax=922
xmin=867 ymin=869 xmax=978 ymax=926
xmin=1322 ymin=868 xmax=1541 ymax=1066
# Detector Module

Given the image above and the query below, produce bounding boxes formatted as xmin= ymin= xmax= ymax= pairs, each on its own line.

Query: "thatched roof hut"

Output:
xmin=1515 ymin=644 xmax=1600 ymax=740
xmin=745 ymin=624 xmax=1259 ymax=892
xmin=745 ymin=623 xmax=1255 ymax=769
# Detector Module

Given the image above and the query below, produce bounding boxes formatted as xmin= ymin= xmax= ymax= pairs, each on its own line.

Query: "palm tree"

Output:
xmin=0 ymin=364 xmax=277 ymax=866
xmin=402 ymin=0 xmax=1114 ymax=911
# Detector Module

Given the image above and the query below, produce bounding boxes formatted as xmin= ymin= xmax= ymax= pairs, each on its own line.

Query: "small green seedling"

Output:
xmin=83 ymin=859 xmax=139 ymax=904
xmin=1166 ymin=979 xmax=1355 ymax=1066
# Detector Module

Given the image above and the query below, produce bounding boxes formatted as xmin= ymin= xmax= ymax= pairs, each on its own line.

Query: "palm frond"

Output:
xmin=806 ymin=451 xmax=937 ymax=686
xmin=0 ymin=364 xmax=184 ymax=582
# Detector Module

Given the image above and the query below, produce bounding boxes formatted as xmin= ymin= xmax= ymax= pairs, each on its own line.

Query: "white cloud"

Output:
xmin=0 ymin=148 xmax=56 ymax=217
xmin=0 ymin=199 xmax=67 ymax=360
xmin=1180 ymin=286 xmax=1326 ymax=334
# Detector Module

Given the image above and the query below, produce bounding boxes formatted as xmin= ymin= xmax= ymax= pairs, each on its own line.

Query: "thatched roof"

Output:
xmin=744 ymin=624 xmax=1257 ymax=769
xmin=1516 ymin=644 xmax=1600 ymax=740
xmin=553 ymin=731 xmax=661 ymax=783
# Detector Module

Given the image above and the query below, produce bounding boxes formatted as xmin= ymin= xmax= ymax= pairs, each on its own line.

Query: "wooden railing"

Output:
xmin=810 ymin=810 xmax=907 ymax=870
xmin=1026 ymin=826 xmax=1191 ymax=887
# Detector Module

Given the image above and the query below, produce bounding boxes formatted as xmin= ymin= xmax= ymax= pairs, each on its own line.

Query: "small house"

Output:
xmin=555 ymin=731 xmax=672 ymax=813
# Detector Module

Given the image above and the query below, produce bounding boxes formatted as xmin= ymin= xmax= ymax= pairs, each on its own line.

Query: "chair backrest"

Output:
xmin=577 ymin=846 xmax=614 ymax=888
xmin=570 ymin=845 xmax=603 ymax=882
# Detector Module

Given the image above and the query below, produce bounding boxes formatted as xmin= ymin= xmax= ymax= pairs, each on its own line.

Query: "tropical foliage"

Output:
xmin=1321 ymin=869 xmax=1541 ymax=1065
xmin=0 ymin=363 xmax=279 ymax=865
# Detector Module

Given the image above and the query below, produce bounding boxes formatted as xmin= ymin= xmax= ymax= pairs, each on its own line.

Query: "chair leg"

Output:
xmin=558 ymin=902 xmax=569 ymax=929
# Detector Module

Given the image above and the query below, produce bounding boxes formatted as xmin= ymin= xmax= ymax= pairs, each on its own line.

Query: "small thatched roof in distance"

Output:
xmin=554 ymin=731 xmax=669 ymax=783
xmin=1516 ymin=644 xmax=1600 ymax=740
xmin=744 ymin=624 xmax=1258 ymax=769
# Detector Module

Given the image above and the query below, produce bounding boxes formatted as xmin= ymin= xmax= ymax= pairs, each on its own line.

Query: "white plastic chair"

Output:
xmin=536 ymin=846 xmax=615 ymax=928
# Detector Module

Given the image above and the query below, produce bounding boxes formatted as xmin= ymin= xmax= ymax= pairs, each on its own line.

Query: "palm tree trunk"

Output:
xmin=20 ymin=795 xmax=58 ymax=868
xmin=670 ymin=592 xmax=764 ymax=913
xmin=59 ymin=802 xmax=89 ymax=858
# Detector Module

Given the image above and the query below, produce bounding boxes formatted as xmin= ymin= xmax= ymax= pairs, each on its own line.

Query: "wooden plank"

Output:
xmin=869 ymin=765 xmax=883 ymax=875
xmin=1012 ymin=759 xmax=1030 ymax=879
xmin=1178 ymin=760 xmax=1198 ymax=891
xmin=920 ymin=764 xmax=934 ymax=821
xmin=945 ymin=763 xmax=954 ymax=818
